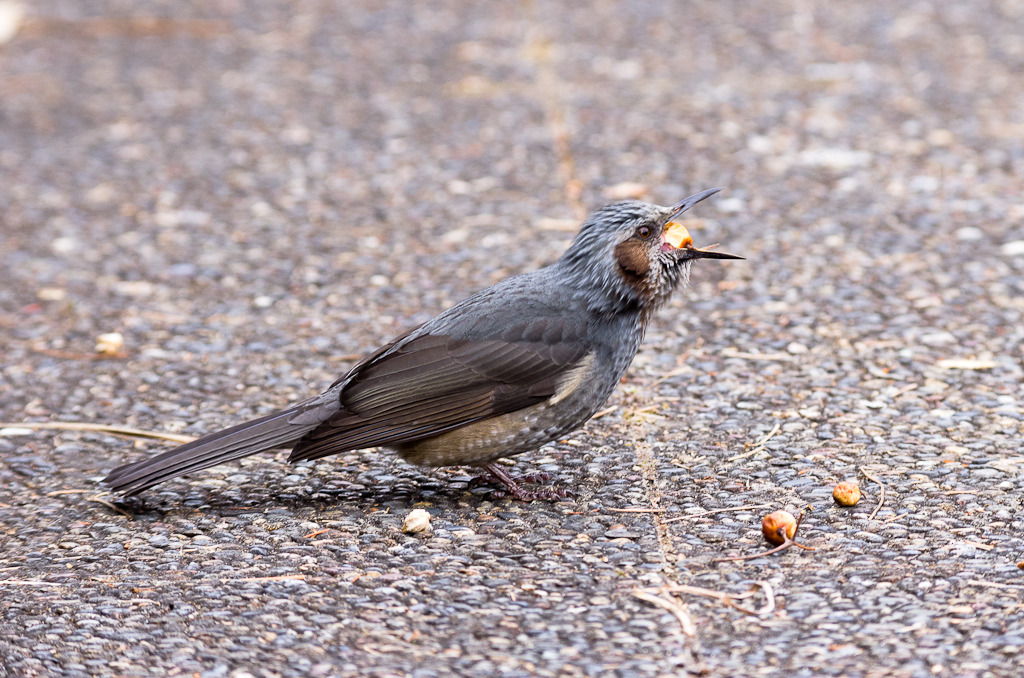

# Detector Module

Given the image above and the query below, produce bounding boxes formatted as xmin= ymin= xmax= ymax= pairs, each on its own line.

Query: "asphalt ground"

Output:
xmin=1 ymin=1 xmax=1023 ymax=676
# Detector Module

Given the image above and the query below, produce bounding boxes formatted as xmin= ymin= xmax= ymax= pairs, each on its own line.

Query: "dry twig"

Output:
xmin=960 ymin=540 xmax=995 ymax=552
xmin=303 ymin=529 xmax=330 ymax=539
xmin=654 ymin=582 xmax=777 ymax=617
xmin=893 ymin=383 xmax=920 ymax=397
xmin=860 ymin=466 xmax=887 ymax=520
xmin=727 ymin=423 xmax=781 ymax=462
xmin=724 ymin=582 xmax=776 ymax=616
xmin=650 ymin=366 xmax=693 ymax=388
xmin=30 ymin=346 xmax=127 ymax=361
xmin=89 ymin=497 xmax=134 ymax=520
xmin=663 ymin=503 xmax=773 ymax=524
xmin=720 ymin=348 xmax=794 ymax=362
xmin=0 ymin=421 xmax=195 ymax=444
xmin=632 ymin=589 xmax=697 ymax=636
xmin=22 ymin=16 xmax=231 ymax=39
xmin=712 ymin=538 xmax=816 ymax=562
xmin=963 ymin=579 xmax=1024 ymax=591
xmin=224 ymin=575 xmax=307 ymax=583
xmin=606 ymin=507 xmax=667 ymax=514
xmin=45 ymin=489 xmax=135 ymax=519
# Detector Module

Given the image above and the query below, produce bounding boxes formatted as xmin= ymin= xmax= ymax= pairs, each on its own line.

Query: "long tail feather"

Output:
xmin=103 ymin=404 xmax=323 ymax=495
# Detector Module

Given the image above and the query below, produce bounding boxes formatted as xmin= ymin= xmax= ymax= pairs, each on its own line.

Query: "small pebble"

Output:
xmin=402 ymin=509 xmax=432 ymax=534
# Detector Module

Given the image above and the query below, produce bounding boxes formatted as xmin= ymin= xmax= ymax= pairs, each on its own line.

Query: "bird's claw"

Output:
xmin=468 ymin=472 xmax=552 ymax=487
xmin=489 ymin=485 xmax=574 ymax=502
xmin=474 ymin=464 xmax=574 ymax=502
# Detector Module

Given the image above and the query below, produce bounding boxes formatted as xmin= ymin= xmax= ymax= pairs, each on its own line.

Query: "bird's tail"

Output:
xmin=103 ymin=402 xmax=326 ymax=495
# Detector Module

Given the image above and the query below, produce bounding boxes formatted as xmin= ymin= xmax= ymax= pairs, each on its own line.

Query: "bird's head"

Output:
xmin=558 ymin=188 xmax=743 ymax=315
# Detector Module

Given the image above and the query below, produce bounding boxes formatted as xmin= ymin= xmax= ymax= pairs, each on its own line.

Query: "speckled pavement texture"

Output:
xmin=2 ymin=1 xmax=1023 ymax=677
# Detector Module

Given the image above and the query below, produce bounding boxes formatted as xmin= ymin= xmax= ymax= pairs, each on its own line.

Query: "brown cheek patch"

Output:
xmin=614 ymin=240 xmax=650 ymax=289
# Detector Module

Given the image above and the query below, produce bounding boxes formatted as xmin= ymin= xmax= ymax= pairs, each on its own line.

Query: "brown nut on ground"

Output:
xmin=762 ymin=510 xmax=797 ymax=546
xmin=832 ymin=480 xmax=862 ymax=506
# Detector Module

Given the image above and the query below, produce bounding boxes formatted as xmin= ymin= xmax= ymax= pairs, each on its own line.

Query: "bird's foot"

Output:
xmin=473 ymin=463 xmax=573 ymax=501
xmin=467 ymin=471 xmax=552 ymax=488
xmin=498 ymin=472 xmax=553 ymax=485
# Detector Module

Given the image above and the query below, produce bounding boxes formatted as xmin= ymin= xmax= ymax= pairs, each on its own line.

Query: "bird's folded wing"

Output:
xmin=288 ymin=317 xmax=591 ymax=461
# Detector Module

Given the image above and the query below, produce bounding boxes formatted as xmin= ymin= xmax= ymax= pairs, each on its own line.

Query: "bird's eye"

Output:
xmin=636 ymin=225 xmax=652 ymax=239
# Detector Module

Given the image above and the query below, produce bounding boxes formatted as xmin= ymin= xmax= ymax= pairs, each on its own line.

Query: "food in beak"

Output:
xmin=662 ymin=221 xmax=694 ymax=249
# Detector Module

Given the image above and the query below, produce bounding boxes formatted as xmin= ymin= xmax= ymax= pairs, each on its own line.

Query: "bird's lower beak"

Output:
xmin=662 ymin=221 xmax=744 ymax=261
xmin=683 ymin=247 xmax=745 ymax=261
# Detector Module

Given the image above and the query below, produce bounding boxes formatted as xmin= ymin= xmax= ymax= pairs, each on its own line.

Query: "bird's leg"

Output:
xmin=476 ymin=463 xmax=573 ymax=501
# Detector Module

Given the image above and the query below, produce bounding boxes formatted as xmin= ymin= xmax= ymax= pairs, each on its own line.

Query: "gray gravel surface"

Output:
xmin=2 ymin=1 xmax=1024 ymax=677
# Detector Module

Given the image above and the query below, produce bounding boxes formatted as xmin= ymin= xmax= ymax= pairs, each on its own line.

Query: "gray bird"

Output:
xmin=104 ymin=189 xmax=742 ymax=500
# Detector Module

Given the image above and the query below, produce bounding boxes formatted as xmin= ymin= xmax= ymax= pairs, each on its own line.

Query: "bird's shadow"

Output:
xmin=101 ymin=468 xmax=557 ymax=520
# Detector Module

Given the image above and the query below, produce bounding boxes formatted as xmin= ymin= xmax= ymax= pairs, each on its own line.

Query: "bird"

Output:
xmin=104 ymin=189 xmax=742 ymax=500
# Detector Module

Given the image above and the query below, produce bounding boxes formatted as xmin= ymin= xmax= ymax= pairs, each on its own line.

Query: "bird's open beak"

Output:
xmin=662 ymin=188 xmax=744 ymax=261
xmin=663 ymin=221 xmax=744 ymax=260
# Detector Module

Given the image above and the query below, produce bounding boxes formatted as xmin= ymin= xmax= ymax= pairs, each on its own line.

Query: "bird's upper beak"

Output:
xmin=662 ymin=188 xmax=744 ymax=261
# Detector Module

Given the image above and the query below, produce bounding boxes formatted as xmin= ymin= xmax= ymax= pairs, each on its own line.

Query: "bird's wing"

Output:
xmin=287 ymin=316 xmax=591 ymax=461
